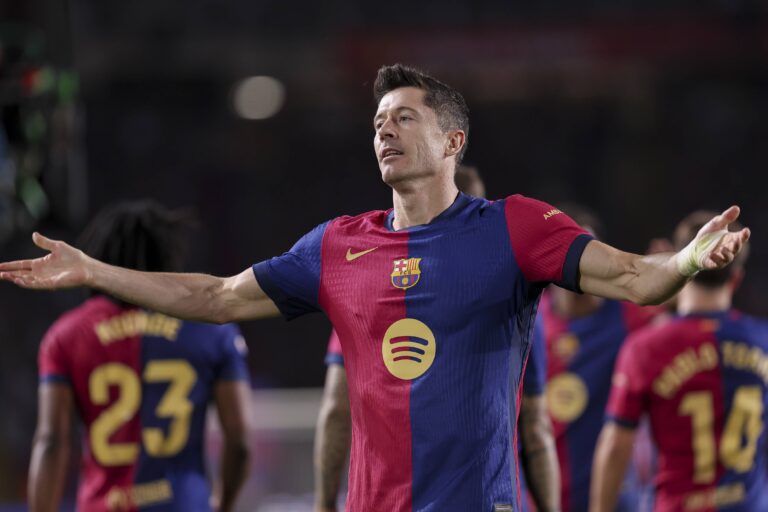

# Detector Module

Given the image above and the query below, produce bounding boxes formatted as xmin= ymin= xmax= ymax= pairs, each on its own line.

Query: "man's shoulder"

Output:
xmin=329 ymin=208 xmax=391 ymax=232
xmin=623 ymin=318 xmax=681 ymax=351
xmin=176 ymin=321 xmax=242 ymax=353
xmin=723 ymin=310 xmax=768 ymax=347
xmin=43 ymin=296 xmax=120 ymax=346
xmin=499 ymin=193 xmax=558 ymax=216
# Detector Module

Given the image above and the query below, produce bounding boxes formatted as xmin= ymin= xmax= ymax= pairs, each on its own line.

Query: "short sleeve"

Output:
xmin=504 ymin=195 xmax=593 ymax=292
xmin=38 ymin=329 xmax=71 ymax=385
xmin=605 ymin=333 xmax=651 ymax=428
xmin=522 ymin=320 xmax=546 ymax=395
xmin=215 ymin=324 xmax=250 ymax=382
xmin=325 ymin=329 xmax=344 ymax=367
xmin=253 ymin=221 xmax=330 ymax=320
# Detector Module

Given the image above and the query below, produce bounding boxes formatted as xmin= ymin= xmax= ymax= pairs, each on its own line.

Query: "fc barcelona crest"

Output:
xmin=391 ymin=258 xmax=422 ymax=290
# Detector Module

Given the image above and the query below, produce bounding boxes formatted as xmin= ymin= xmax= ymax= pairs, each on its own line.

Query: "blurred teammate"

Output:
xmin=591 ymin=211 xmax=767 ymax=512
xmin=536 ymin=205 xmax=661 ymax=511
xmin=27 ymin=202 xmax=251 ymax=512
xmin=1 ymin=64 xmax=748 ymax=511
xmin=313 ymin=166 xmax=560 ymax=512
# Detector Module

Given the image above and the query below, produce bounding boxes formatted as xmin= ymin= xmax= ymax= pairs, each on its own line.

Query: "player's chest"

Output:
xmin=321 ymin=229 xmax=518 ymax=312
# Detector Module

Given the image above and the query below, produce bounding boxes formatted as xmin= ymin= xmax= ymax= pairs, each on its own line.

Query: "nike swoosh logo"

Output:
xmin=346 ymin=247 xmax=378 ymax=262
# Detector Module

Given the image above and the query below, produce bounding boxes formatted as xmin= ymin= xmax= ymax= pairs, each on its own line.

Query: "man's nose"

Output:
xmin=377 ymin=117 xmax=397 ymax=139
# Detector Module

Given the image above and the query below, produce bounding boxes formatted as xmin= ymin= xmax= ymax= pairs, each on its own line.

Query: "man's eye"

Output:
xmin=399 ymin=116 xmax=412 ymax=122
xmin=375 ymin=122 xmax=383 ymax=130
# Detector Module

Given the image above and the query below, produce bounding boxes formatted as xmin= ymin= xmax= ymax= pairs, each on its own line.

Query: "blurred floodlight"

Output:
xmin=233 ymin=76 xmax=285 ymax=120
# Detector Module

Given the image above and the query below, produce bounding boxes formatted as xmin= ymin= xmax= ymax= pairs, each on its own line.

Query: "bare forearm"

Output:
xmin=616 ymin=252 xmax=686 ymax=306
xmin=87 ymin=261 xmax=279 ymax=323
xmin=217 ymin=441 xmax=250 ymax=512
xmin=28 ymin=436 xmax=69 ymax=512
xmin=88 ymin=260 xmax=230 ymax=322
xmin=314 ymin=407 xmax=351 ymax=509
xmin=580 ymin=243 xmax=688 ymax=306
xmin=519 ymin=397 xmax=561 ymax=512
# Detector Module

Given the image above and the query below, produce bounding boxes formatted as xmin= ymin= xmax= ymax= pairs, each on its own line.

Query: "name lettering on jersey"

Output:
xmin=382 ymin=318 xmax=436 ymax=380
xmin=546 ymin=373 xmax=589 ymax=422
xmin=652 ymin=343 xmax=718 ymax=399
xmin=684 ymin=482 xmax=745 ymax=510
xmin=722 ymin=341 xmax=768 ymax=385
xmin=106 ymin=479 xmax=173 ymax=510
xmin=543 ymin=208 xmax=563 ymax=220
xmin=95 ymin=311 xmax=181 ymax=345
xmin=391 ymin=257 xmax=422 ymax=290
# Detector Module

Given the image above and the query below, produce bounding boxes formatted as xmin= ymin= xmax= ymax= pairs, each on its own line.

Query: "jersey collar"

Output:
xmin=385 ymin=192 xmax=472 ymax=233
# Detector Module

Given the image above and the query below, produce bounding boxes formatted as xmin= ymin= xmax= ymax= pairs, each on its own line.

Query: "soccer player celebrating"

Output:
xmin=535 ymin=205 xmax=661 ymax=511
xmin=314 ymin=166 xmax=560 ymax=512
xmin=590 ymin=211 xmax=766 ymax=512
xmin=1 ymin=64 xmax=748 ymax=511
xmin=27 ymin=202 xmax=251 ymax=512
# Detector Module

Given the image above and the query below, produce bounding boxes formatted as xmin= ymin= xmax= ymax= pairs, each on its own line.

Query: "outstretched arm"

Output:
xmin=579 ymin=206 xmax=750 ymax=305
xmin=0 ymin=233 xmax=279 ymax=323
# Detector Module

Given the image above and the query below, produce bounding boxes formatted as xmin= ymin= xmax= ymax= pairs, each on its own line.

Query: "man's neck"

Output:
xmin=391 ymin=177 xmax=459 ymax=230
xmin=676 ymin=284 xmax=732 ymax=316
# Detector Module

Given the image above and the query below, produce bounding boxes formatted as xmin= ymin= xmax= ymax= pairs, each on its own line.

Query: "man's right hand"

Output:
xmin=0 ymin=232 xmax=92 ymax=290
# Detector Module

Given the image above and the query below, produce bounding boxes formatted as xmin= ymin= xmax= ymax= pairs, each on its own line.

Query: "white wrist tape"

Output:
xmin=676 ymin=229 xmax=729 ymax=277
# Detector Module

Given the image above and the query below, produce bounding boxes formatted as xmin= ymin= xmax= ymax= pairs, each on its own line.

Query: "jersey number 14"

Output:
xmin=679 ymin=385 xmax=764 ymax=484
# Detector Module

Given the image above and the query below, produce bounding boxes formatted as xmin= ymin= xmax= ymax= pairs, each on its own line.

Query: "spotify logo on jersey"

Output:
xmin=382 ymin=319 xmax=436 ymax=380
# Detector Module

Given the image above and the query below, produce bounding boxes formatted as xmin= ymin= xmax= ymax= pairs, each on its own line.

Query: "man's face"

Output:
xmin=373 ymin=87 xmax=448 ymax=186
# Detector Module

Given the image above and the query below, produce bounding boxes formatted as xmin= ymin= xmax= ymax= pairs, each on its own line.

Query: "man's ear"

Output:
xmin=445 ymin=130 xmax=466 ymax=158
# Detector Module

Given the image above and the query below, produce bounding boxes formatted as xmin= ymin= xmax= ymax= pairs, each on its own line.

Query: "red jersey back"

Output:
xmin=38 ymin=296 xmax=248 ymax=511
xmin=607 ymin=310 xmax=768 ymax=511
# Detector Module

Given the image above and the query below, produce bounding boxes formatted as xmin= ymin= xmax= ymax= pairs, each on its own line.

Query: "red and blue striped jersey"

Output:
xmin=254 ymin=193 xmax=592 ymax=511
xmin=328 ymin=322 xmax=547 ymax=511
xmin=607 ymin=310 xmax=768 ymax=512
xmin=38 ymin=296 xmax=249 ymax=512
xmin=536 ymin=293 xmax=660 ymax=511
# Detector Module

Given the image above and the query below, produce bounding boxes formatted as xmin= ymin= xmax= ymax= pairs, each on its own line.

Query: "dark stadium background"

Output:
xmin=1 ymin=0 xmax=767 ymax=506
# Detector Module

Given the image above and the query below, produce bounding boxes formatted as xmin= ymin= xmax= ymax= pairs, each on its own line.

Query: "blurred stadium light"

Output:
xmin=233 ymin=76 xmax=285 ymax=120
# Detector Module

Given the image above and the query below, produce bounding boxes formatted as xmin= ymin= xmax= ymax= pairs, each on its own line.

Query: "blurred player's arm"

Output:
xmin=519 ymin=393 xmax=561 ymax=512
xmin=314 ymin=364 xmax=352 ymax=512
xmin=28 ymin=382 xmax=74 ymax=512
xmin=0 ymin=233 xmax=279 ymax=323
xmin=212 ymin=380 xmax=252 ymax=512
xmin=589 ymin=422 xmax=636 ymax=512
xmin=579 ymin=206 xmax=749 ymax=305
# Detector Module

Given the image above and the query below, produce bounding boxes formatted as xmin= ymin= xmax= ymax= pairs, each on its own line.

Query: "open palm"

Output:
xmin=0 ymin=233 xmax=91 ymax=290
xmin=697 ymin=206 xmax=751 ymax=270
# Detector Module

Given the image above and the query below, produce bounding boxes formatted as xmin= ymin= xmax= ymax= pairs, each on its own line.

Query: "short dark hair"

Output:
xmin=673 ymin=210 xmax=749 ymax=288
xmin=374 ymin=63 xmax=470 ymax=163
xmin=77 ymin=200 xmax=193 ymax=274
